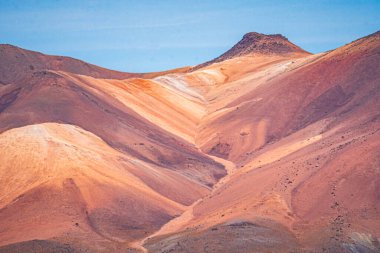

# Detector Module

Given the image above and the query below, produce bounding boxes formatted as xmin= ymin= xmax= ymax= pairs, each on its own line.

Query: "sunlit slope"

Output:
xmin=0 ymin=123 xmax=221 ymax=247
xmin=197 ymin=31 xmax=380 ymax=163
xmin=0 ymin=70 xmax=225 ymax=188
xmin=143 ymin=31 xmax=380 ymax=252
xmin=0 ymin=31 xmax=379 ymax=253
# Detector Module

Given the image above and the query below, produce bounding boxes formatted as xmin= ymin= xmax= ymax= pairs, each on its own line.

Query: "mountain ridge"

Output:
xmin=192 ymin=32 xmax=311 ymax=70
xmin=0 ymin=44 xmax=191 ymax=84
xmin=0 ymin=31 xmax=379 ymax=252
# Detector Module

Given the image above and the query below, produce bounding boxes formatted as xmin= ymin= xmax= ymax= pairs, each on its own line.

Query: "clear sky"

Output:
xmin=1 ymin=0 xmax=379 ymax=72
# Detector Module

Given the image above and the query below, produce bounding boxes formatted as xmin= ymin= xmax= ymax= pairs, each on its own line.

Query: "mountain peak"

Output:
xmin=226 ymin=32 xmax=309 ymax=56
xmin=242 ymin=32 xmax=287 ymax=40
xmin=193 ymin=32 xmax=310 ymax=70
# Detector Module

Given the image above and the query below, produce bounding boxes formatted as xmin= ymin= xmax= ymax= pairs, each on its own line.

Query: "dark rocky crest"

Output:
xmin=193 ymin=32 xmax=310 ymax=70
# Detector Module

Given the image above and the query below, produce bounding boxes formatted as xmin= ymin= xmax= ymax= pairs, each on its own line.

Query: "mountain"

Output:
xmin=0 ymin=44 xmax=225 ymax=251
xmin=0 ymin=44 xmax=138 ymax=84
xmin=0 ymin=31 xmax=379 ymax=253
xmin=0 ymin=44 xmax=190 ymax=85
xmin=144 ymin=31 xmax=380 ymax=253
xmin=193 ymin=32 xmax=310 ymax=70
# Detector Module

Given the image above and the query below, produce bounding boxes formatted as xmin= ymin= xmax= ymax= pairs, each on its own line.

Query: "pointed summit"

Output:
xmin=230 ymin=32 xmax=309 ymax=56
xmin=194 ymin=32 xmax=310 ymax=70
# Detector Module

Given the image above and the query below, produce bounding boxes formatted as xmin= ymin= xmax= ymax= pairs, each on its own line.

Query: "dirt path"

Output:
xmin=129 ymin=155 xmax=236 ymax=252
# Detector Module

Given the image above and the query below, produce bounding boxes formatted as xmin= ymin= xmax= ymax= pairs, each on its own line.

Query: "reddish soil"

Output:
xmin=0 ymin=31 xmax=379 ymax=252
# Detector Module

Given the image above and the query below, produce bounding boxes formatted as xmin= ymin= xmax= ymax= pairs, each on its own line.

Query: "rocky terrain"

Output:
xmin=193 ymin=32 xmax=310 ymax=70
xmin=0 ymin=31 xmax=379 ymax=252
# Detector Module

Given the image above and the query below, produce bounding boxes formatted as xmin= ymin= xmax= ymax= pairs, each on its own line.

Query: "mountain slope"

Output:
xmin=0 ymin=44 xmax=137 ymax=83
xmin=142 ymin=31 xmax=380 ymax=253
xmin=0 ymin=44 xmax=190 ymax=85
xmin=193 ymin=32 xmax=310 ymax=70
xmin=0 ymin=43 xmax=226 ymax=251
xmin=0 ymin=31 xmax=379 ymax=253
xmin=0 ymin=123 xmax=186 ymax=244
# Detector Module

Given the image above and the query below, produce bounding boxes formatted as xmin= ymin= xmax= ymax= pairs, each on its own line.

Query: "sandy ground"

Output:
xmin=0 ymin=31 xmax=379 ymax=252
xmin=130 ymin=154 xmax=236 ymax=252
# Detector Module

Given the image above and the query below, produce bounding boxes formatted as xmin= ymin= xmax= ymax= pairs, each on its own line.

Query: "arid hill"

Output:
xmin=0 ymin=31 xmax=379 ymax=253
xmin=193 ymin=31 xmax=310 ymax=70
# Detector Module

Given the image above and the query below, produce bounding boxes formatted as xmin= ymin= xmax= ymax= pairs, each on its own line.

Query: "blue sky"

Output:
xmin=1 ymin=0 xmax=379 ymax=72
